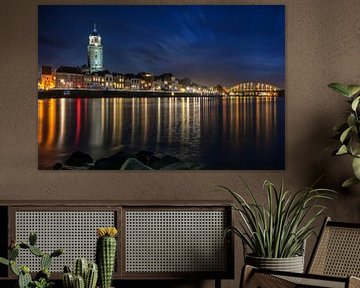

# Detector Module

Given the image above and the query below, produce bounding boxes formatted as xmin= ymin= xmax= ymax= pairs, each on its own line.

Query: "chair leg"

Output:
xmin=215 ymin=278 xmax=221 ymax=288
xmin=240 ymin=265 xmax=255 ymax=288
xmin=349 ymin=276 xmax=360 ymax=288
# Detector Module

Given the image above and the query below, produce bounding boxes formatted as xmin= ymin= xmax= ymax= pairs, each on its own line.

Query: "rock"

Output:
xmin=148 ymin=158 xmax=162 ymax=169
xmin=53 ymin=163 xmax=63 ymax=170
xmin=161 ymin=162 xmax=205 ymax=170
xmin=148 ymin=155 xmax=181 ymax=169
xmin=55 ymin=149 xmax=197 ymax=170
xmin=136 ymin=151 xmax=179 ymax=169
xmin=136 ymin=151 xmax=160 ymax=165
xmin=161 ymin=155 xmax=181 ymax=166
xmin=64 ymin=151 xmax=93 ymax=167
xmin=120 ymin=158 xmax=153 ymax=170
xmin=61 ymin=165 xmax=91 ymax=170
xmin=94 ymin=151 xmax=131 ymax=170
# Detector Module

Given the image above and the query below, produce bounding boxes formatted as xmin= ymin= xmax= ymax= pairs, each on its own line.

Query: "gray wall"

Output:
xmin=1 ymin=0 xmax=360 ymax=287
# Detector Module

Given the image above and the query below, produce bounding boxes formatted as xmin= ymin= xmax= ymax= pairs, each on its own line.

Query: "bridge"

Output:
xmin=229 ymin=82 xmax=282 ymax=96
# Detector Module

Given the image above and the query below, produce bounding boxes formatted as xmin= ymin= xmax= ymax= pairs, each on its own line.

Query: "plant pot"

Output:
xmin=245 ymin=254 xmax=304 ymax=273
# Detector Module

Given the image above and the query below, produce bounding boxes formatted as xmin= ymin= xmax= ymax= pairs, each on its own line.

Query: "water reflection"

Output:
xmin=38 ymin=96 xmax=284 ymax=169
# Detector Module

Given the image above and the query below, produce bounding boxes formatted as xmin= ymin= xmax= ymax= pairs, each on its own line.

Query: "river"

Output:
xmin=38 ymin=96 xmax=285 ymax=170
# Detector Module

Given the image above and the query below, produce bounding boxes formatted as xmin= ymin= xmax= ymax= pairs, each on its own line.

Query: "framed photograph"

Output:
xmin=38 ymin=5 xmax=285 ymax=170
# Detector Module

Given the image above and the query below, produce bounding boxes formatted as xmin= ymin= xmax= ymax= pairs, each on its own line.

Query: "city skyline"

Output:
xmin=38 ymin=5 xmax=285 ymax=88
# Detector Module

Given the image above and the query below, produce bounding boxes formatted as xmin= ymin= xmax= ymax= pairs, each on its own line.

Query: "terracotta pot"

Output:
xmin=245 ymin=254 xmax=305 ymax=273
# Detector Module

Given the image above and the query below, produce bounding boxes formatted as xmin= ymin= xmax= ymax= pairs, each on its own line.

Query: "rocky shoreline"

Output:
xmin=53 ymin=151 xmax=204 ymax=170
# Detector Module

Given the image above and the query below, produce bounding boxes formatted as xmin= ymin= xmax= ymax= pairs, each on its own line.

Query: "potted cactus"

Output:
xmin=0 ymin=232 xmax=63 ymax=288
xmin=62 ymin=258 xmax=98 ymax=288
xmin=96 ymin=227 xmax=118 ymax=288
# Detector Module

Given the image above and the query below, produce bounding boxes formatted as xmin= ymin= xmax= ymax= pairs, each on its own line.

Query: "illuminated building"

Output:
xmin=130 ymin=78 xmax=140 ymax=90
xmin=152 ymin=80 xmax=162 ymax=91
xmin=55 ymin=66 xmax=84 ymax=88
xmin=84 ymin=70 xmax=123 ymax=90
xmin=124 ymin=74 xmax=141 ymax=90
xmin=155 ymin=73 xmax=179 ymax=91
xmin=38 ymin=66 xmax=55 ymax=90
xmin=139 ymin=72 xmax=154 ymax=90
xmin=85 ymin=70 xmax=106 ymax=89
xmin=84 ymin=74 xmax=92 ymax=88
xmin=113 ymin=73 xmax=125 ymax=89
xmin=104 ymin=73 xmax=113 ymax=89
xmin=88 ymin=23 xmax=103 ymax=73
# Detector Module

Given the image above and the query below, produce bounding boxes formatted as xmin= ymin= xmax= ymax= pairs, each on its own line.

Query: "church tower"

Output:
xmin=88 ymin=23 xmax=103 ymax=73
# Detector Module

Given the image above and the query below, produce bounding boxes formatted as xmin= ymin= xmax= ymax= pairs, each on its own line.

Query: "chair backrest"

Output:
xmin=307 ymin=217 xmax=360 ymax=277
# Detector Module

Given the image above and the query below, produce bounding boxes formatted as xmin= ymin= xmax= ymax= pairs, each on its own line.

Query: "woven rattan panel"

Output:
xmin=310 ymin=226 xmax=360 ymax=277
xmin=249 ymin=273 xmax=297 ymax=288
xmin=277 ymin=275 xmax=345 ymax=288
xmin=15 ymin=211 xmax=115 ymax=272
xmin=125 ymin=210 xmax=227 ymax=273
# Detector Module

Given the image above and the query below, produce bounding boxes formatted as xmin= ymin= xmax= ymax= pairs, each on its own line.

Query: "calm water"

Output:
xmin=38 ymin=96 xmax=285 ymax=169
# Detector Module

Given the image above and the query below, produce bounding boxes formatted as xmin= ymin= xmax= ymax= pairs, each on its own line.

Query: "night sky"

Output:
xmin=38 ymin=5 xmax=285 ymax=88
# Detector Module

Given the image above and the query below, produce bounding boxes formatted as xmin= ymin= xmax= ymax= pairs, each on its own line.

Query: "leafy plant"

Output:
xmin=33 ymin=278 xmax=54 ymax=288
xmin=221 ymin=179 xmax=335 ymax=258
xmin=328 ymin=83 xmax=360 ymax=187
xmin=0 ymin=232 xmax=63 ymax=288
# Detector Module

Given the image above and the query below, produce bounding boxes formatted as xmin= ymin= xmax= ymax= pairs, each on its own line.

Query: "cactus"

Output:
xmin=41 ymin=253 xmax=52 ymax=270
xmin=0 ymin=233 xmax=63 ymax=288
xmin=96 ymin=227 xmax=118 ymax=288
xmin=63 ymin=272 xmax=74 ymax=288
xmin=51 ymin=248 xmax=64 ymax=258
xmin=21 ymin=265 xmax=30 ymax=274
xmin=74 ymin=275 xmax=85 ymax=288
xmin=62 ymin=265 xmax=74 ymax=288
xmin=35 ymin=268 xmax=51 ymax=281
xmin=18 ymin=267 xmax=32 ymax=288
xmin=63 ymin=260 xmax=98 ymax=288
xmin=74 ymin=258 xmax=87 ymax=279
xmin=0 ymin=257 xmax=9 ymax=266
xmin=64 ymin=265 xmax=72 ymax=273
xmin=29 ymin=245 xmax=44 ymax=257
xmin=9 ymin=246 xmax=19 ymax=260
xmin=10 ymin=260 xmax=20 ymax=276
xmin=29 ymin=232 xmax=37 ymax=246
xmin=19 ymin=243 xmax=30 ymax=249
xmin=85 ymin=263 xmax=98 ymax=288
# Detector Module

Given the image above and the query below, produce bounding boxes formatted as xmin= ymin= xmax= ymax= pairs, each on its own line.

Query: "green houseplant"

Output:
xmin=221 ymin=179 xmax=334 ymax=272
xmin=328 ymin=83 xmax=360 ymax=187
xmin=0 ymin=232 xmax=63 ymax=288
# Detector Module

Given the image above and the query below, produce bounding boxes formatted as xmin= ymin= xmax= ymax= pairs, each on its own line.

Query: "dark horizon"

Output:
xmin=38 ymin=5 xmax=285 ymax=88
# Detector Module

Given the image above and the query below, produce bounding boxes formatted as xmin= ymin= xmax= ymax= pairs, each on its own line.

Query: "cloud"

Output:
xmin=38 ymin=33 xmax=71 ymax=49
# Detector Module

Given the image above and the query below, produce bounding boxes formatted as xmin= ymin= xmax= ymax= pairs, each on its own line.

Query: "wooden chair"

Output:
xmin=241 ymin=217 xmax=360 ymax=288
